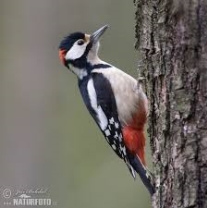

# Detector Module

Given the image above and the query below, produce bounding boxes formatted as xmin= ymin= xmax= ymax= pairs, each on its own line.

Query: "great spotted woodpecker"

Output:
xmin=58 ymin=25 xmax=154 ymax=195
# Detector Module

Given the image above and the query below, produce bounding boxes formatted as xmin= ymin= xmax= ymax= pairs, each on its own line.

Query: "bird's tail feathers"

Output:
xmin=125 ymin=159 xmax=136 ymax=179
xmin=129 ymin=155 xmax=155 ymax=196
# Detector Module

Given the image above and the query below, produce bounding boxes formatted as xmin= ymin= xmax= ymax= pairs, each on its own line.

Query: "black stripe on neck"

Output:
xmin=91 ymin=64 xmax=111 ymax=70
xmin=77 ymin=63 xmax=111 ymax=82
xmin=68 ymin=60 xmax=111 ymax=73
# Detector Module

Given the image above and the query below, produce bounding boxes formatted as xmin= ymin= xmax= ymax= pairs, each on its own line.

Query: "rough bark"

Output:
xmin=134 ymin=0 xmax=207 ymax=207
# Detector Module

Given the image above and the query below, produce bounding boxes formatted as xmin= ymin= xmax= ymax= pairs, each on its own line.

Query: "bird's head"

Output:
xmin=58 ymin=25 xmax=109 ymax=72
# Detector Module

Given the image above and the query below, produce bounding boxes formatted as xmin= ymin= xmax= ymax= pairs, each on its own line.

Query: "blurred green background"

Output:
xmin=0 ymin=0 xmax=152 ymax=207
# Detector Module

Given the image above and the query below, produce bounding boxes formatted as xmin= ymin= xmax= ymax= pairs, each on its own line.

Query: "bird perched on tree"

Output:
xmin=58 ymin=25 xmax=154 ymax=195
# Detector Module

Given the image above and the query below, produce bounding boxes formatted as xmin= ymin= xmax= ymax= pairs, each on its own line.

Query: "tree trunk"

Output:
xmin=134 ymin=0 xmax=207 ymax=207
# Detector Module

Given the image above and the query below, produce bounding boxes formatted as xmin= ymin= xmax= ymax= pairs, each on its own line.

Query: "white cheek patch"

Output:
xmin=65 ymin=42 xmax=87 ymax=60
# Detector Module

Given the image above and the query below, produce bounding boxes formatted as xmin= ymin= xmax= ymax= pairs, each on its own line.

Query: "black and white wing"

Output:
xmin=79 ymin=72 xmax=136 ymax=178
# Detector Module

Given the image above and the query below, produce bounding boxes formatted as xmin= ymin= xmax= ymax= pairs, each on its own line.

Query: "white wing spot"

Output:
xmin=109 ymin=117 xmax=115 ymax=124
xmin=120 ymin=146 xmax=126 ymax=156
xmin=112 ymin=144 xmax=116 ymax=150
xmin=105 ymin=129 xmax=111 ymax=136
xmin=118 ymin=133 xmax=122 ymax=142
xmin=115 ymin=122 xmax=119 ymax=129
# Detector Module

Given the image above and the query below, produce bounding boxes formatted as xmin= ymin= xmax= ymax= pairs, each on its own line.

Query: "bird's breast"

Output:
xmin=93 ymin=67 xmax=148 ymax=126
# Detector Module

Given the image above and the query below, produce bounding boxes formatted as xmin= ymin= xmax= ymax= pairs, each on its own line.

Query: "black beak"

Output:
xmin=90 ymin=25 xmax=109 ymax=44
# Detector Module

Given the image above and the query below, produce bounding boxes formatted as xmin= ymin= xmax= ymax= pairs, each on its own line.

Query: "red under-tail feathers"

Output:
xmin=123 ymin=104 xmax=147 ymax=166
xmin=123 ymin=127 xmax=146 ymax=165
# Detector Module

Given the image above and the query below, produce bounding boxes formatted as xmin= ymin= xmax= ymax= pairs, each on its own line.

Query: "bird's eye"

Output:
xmin=77 ymin=40 xmax=84 ymax=46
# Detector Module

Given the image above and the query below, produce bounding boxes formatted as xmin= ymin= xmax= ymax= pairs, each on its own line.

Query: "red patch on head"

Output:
xmin=58 ymin=49 xmax=67 ymax=65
